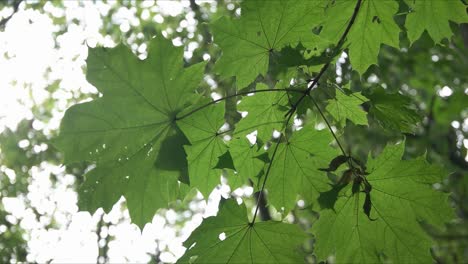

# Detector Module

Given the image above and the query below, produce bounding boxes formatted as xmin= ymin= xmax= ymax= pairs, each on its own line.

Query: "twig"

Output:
xmin=251 ymin=0 xmax=363 ymax=223
xmin=286 ymin=0 xmax=363 ymax=116
xmin=175 ymin=88 xmax=306 ymax=120
xmin=0 ymin=0 xmax=22 ymax=29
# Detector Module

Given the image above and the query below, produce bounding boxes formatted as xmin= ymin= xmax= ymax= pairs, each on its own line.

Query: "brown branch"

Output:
xmin=0 ymin=0 xmax=22 ymax=29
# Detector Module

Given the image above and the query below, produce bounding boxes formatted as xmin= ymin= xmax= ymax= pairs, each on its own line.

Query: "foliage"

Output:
xmin=179 ymin=199 xmax=307 ymax=263
xmin=1 ymin=0 xmax=468 ymax=263
xmin=313 ymin=141 xmax=452 ymax=263
xmin=53 ymin=0 xmax=468 ymax=262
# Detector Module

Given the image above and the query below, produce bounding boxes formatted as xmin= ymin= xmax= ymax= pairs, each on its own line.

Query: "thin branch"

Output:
xmin=287 ymin=0 xmax=363 ymax=115
xmin=0 ymin=0 xmax=22 ymax=29
xmin=179 ymin=0 xmax=368 ymax=124
xmin=253 ymin=191 xmax=271 ymax=221
xmin=310 ymin=96 xmax=347 ymax=157
xmin=251 ymin=0 xmax=363 ymax=223
xmin=251 ymin=135 xmax=281 ymax=224
xmin=252 ymin=111 xmax=295 ymax=224
xmin=286 ymin=0 xmax=363 ymax=162
xmin=175 ymin=88 xmax=306 ymax=121
xmin=330 ymin=82 xmax=368 ymax=103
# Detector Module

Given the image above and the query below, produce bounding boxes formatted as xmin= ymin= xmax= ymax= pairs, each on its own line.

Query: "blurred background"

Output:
xmin=0 ymin=0 xmax=466 ymax=263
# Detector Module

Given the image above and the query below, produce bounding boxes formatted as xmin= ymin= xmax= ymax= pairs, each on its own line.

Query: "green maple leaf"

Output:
xmin=367 ymin=88 xmax=421 ymax=133
xmin=405 ymin=0 xmax=468 ymax=44
xmin=267 ymin=125 xmax=339 ymax=211
xmin=177 ymin=102 xmax=228 ymax=197
xmin=228 ymin=137 xmax=266 ymax=190
xmin=312 ymin=141 xmax=453 ymax=263
xmin=178 ymin=199 xmax=307 ymax=263
xmin=54 ymin=36 xmax=206 ymax=228
xmin=319 ymin=0 xmax=354 ymax=45
xmin=320 ymin=0 xmax=400 ymax=74
xmin=235 ymin=83 xmax=290 ymax=141
xmin=211 ymin=0 xmax=326 ymax=88
xmin=348 ymin=0 xmax=400 ymax=74
xmin=78 ymin=143 xmax=179 ymax=228
xmin=326 ymin=89 xmax=369 ymax=127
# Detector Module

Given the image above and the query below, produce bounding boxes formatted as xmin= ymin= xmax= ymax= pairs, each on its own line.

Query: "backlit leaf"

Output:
xmin=211 ymin=0 xmax=326 ymax=88
xmin=405 ymin=0 xmax=468 ymax=44
xmin=266 ymin=125 xmax=339 ymax=211
xmin=55 ymin=36 xmax=206 ymax=228
xmin=235 ymin=83 xmax=290 ymax=142
xmin=367 ymin=88 xmax=421 ymax=133
xmin=326 ymin=89 xmax=369 ymax=126
xmin=320 ymin=0 xmax=400 ymax=74
xmin=178 ymin=199 xmax=307 ymax=263
xmin=178 ymin=102 xmax=228 ymax=198
xmin=313 ymin=141 xmax=453 ymax=263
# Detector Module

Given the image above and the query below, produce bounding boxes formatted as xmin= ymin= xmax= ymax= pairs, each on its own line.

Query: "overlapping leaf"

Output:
xmin=211 ymin=0 xmax=326 ymax=88
xmin=179 ymin=199 xmax=307 ymax=263
xmin=367 ymin=88 xmax=421 ymax=133
xmin=405 ymin=0 xmax=468 ymax=44
xmin=52 ymin=0 xmax=460 ymax=261
xmin=266 ymin=126 xmax=340 ymax=211
xmin=235 ymin=83 xmax=290 ymax=142
xmin=320 ymin=0 xmax=400 ymax=74
xmin=326 ymin=89 xmax=369 ymax=127
xmin=228 ymin=137 xmax=266 ymax=190
xmin=54 ymin=36 xmax=206 ymax=228
xmin=78 ymin=141 xmax=179 ymax=229
xmin=313 ymin=141 xmax=453 ymax=263
xmin=348 ymin=0 xmax=400 ymax=74
xmin=177 ymin=103 xmax=228 ymax=197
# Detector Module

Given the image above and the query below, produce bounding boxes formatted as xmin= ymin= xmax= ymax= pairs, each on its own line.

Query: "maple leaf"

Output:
xmin=178 ymin=199 xmax=307 ymax=263
xmin=177 ymin=102 xmax=228 ymax=197
xmin=211 ymin=0 xmax=326 ymax=88
xmin=228 ymin=137 xmax=266 ymax=190
xmin=312 ymin=141 xmax=454 ymax=263
xmin=326 ymin=89 xmax=369 ymax=127
xmin=367 ymin=88 xmax=421 ymax=133
xmin=50 ymin=1 xmax=461 ymax=261
xmin=266 ymin=125 xmax=340 ymax=211
xmin=405 ymin=0 xmax=468 ymax=44
xmin=235 ymin=83 xmax=290 ymax=142
xmin=54 ymin=36 xmax=206 ymax=228
xmin=320 ymin=0 xmax=400 ymax=74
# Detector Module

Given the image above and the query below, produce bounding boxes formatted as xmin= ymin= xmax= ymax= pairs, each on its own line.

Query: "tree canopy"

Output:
xmin=1 ymin=0 xmax=467 ymax=263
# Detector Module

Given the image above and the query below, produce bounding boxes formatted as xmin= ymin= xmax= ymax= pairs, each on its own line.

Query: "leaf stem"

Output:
xmin=252 ymin=0 xmax=363 ymax=223
xmin=287 ymin=0 xmax=363 ymax=115
xmin=252 ymin=111 xmax=295 ymax=224
xmin=309 ymin=96 xmax=347 ymax=157
xmin=175 ymin=88 xmax=305 ymax=121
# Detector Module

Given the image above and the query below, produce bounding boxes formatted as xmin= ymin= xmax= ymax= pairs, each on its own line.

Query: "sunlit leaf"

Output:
xmin=326 ymin=89 xmax=368 ymax=127
xmin=235 ymin=83 xmax=290 ymax=142
xmin=367 ymin=88 xmax=421 ymax=133
xmin=405 ymin=0 xmax=468 ymax=44
xmin=313 ymin=141 xmax=453 ymax=263
xmin=55 ymin=36 xmax=206 ymax=228
xmin=320 ymin=0 xmax=400 ymax=74
xmin=178 ymin=199 xmax=307 ymax=263
xmin=211 ymin=0 xmax=326 ymax=88
xmin=266 ymin=125 xmax=339 ymax=210
xmin=177 ymin=102 xmax=228 ymax=197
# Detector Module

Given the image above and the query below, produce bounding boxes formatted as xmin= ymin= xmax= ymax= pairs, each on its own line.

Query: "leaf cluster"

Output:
xmin=54 ymin=0 xmax=468 ymax=263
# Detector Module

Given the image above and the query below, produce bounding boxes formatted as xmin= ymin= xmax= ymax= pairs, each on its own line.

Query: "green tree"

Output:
xmin=1 ymin=0 xmax=468 ymax=263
